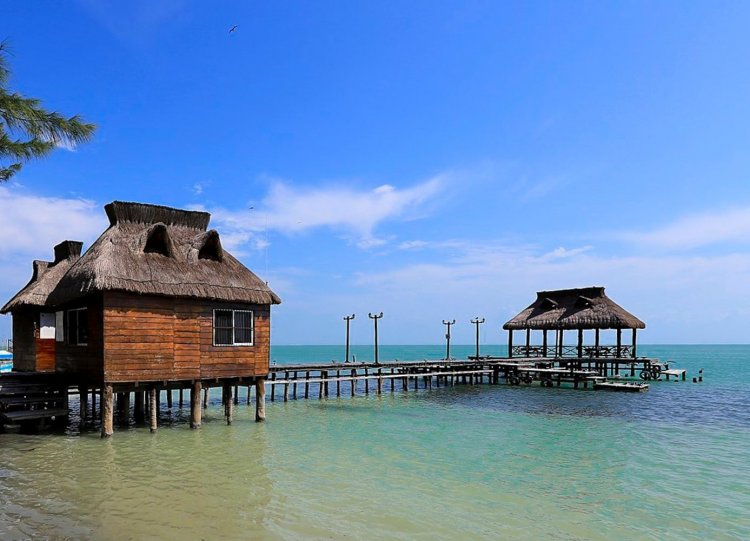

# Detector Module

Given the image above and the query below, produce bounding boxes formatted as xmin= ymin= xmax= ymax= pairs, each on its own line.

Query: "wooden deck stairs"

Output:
xmin=0 ymin=373 xmax=69 ymax=425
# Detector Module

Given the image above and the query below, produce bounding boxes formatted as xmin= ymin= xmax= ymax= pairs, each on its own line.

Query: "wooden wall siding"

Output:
xmin=11 ymin=309 xmax=36 ymax=372
xmin=103 ymin=292 xmax=270 ymax=384
xmin=55 ymin=296 xmax=105 ymax=382
xmin=34 ymin=338 xmax=55 ymax=372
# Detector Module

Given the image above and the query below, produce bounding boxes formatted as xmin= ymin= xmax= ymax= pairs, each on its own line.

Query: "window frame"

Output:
xmin=212 ymin=309 xmax=254 ymax=347
xmin=66 ymin=307 xmax=88 ymax=346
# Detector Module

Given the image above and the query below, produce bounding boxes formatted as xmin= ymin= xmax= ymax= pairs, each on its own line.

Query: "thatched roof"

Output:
xmin=1 ymin=241 xmax=83 ymax=313
xmin=4 ymin=201 xmax=280 ymax=311
xmin=503 ymin=287 xmax=645 ymax=330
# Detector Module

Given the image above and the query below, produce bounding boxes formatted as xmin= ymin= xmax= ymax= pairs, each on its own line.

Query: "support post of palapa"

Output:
xmin=101 ymin=384 xmax=114 ymax=438
xmin=508 ymin=329 xmax=514 ymax=358
xmin=632 ymin=328 xmax=637 ymax=358
xmin=542 ymin=330 xmax=548 ymax=357
xmin=255 ymin=378 xmax=266 ymax=422
xmin=79 ymin=385 xmax=88 ymax=426
xmin=190 ymin=381 xmax=202 ymax=429
xmin=577 ymin=329 xmax=583 ymax=358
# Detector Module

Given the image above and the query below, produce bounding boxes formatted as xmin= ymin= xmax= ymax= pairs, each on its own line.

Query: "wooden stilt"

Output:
xmin=304 ymin=371 xmax=310 ymax=399
xmin=203 ymin=387 xmax=209 ymax=409
xmin=391 ymin=368 xmax=395 ymax=392
xmin=377 ymin=369 xmax=383 ymax=394
xmin=117 ymin=392 xmax=130 ymax=425
xmin=166 ymin=388 xmax=173 ymax=411
xmin=247 ymin=385 xmax=253 ymax=405
xmin=234 ymin=385 xmax=239 ymax=405
xmin=190 ymin=381 xmax=202 ymax=429
xmin=270 ymin=372 xmax=276 ymax=402
xmin=284 ymin=372 xmax=290 ymax=402
xmin=101 ymin=384 xmax=114 ymax=438
xmin=79 ymin=385 xmax=88 ymax=425
xmin=293 ymin=372 xmax=298 ymax=400
xmin=351 ymin=369 xmax=356 ymax=396
xmin=318 ymin=372 xmax=323 ymax=399
xmin=91 ymin=389 xmax=97 ymax=419
xmin=364 ymin=368 xmax=369 ymax=395
xmin=149 ymin=387 xmax=158 ymax=433
xmin=324 ymin=371 xmax=329 ymax=397
xmin=179 ymin=388 xmax=184 ymax=408
xmin=255 ymin=378 xmax=266 ymax=422
xmin=336 ymin=370 xmax=341 ymax=397
xmin=224 ymin=383 xmax=233 ymax=425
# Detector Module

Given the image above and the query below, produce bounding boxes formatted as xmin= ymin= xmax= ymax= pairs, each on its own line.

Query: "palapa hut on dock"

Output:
xmin=1 ymin=201 xmax=280 ymax=436
xmin=503 ymin=287 xmax=645 ymax=359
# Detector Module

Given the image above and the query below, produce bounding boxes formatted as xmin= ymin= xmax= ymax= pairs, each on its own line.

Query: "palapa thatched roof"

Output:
xmin=1 ymin=241 xmax=83 ymax=313
xmin=3 ymin=201 xmax=280 ymax=312
xmin=503 ymin=287 xmax=645 ymax=331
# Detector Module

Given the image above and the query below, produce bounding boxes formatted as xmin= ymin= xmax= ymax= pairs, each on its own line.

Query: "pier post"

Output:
xmin=134 ymin=391 xmax=144 ymax=422
xmin=224 ymin=383 xmax=233 ymax=425
xmin=149 ymin=387 xmax=158 ymax=433
xmin=190 ymin=381 xmax=202 ymax=429
xmin=79 ymin=385 xmax=88 ymax=426
xmin=471 ymin=317 xmax=485 ymax=359
xmin=351 ymin=369 xmax=356 ymax=396
xmin=508 ymin=330 xmax=514 ymax=358
xmin=632 ymin=329 xmax=638 ymax=358
xmin=179 ymin=388 xmax=184 ymax=409
xmin=616 ymin=328 xmax=622 ymax=357
xmin=166 ymin=388 xmax=173 ymax=411
xmin=284 ymin=371 xmax=290 ymax=402
xmin=318 ymin=372 xmax=324 ymax=399
xmin=270 ymin=372 xmax=276 ymax=402
xmin=443 ymin=319 xmax=456 ymax=360
xmin=294 ymin=372 xmax=298 ymax=399
xmin=117 ymin=392 xmax=130 ymax=425
xmin=101 ymin=384 xmax=114 ymax=438
xmin=324 ymin=371 xmax=329 ymax=397
xmin=377 ymin=368 xmax=383 ymax=394
xmin=336 ymin=370 xmax=341 ymax=397
xmin=255 ymin=378 xmax=266 ymax=422
xmin=234 ymin=385 xmax=239 ymax=406
xmin=305 ymin=372 xmax=310 ymax=399
xmin=525 ymin=328 xmax=530 ymax=357
xmin=343 ymin=314 xmax=355 ymax=364
xmin=365 ymin=368 xmax=369 ymax=394
xmin=91 ymin=389 xmax=97 ymax=419
xmin=577 ymin=329 xmax=583 ymax=358
xmin=542 ymin=330 xmax=548 ymax=357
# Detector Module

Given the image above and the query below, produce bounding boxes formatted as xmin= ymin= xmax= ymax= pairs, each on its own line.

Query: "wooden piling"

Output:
xmin=255 ymin=378 xmax=266 ymax=422
xmin=166 ymin=388 xmax=173 ymax=411
xmin=305 ymin=372 xmax=310 ymax=399
xmin=203 ymin=387 xmax=209 ymax=409
xmin=293 ymin=372 xmax=298 ymax=399
xmin=149 ymin=387 xmax=158 ymax=433
xmin=318 ymin=372 xmax=323 ymax=399
xmin=377 ymin=368 xmax=383 ymax=394
xmin=190 ymin=381 xmax=202 ymax=429
xmin=234 ymin=384 xmax=239 ymax=405
xmin=270 ymin=372 xmax=276 ymax=402
xmin=365 ymin=368 xmax=369 ymax=395
xmin=336 ymin=370 xmax=341 ymax=397
xmin=351 ymin=369 xmax=357 ymax=396
xmin=135 ymin=390 xmax=144 ymax=422
xmin=284 ymin=371 xmax=290 ymax=402
xmin=224 ymin=383 xmax=233 ymax=425
xmin=101 ymin=384 xmax=114 ymax=438
xmin=79 ymin=385 xmax=88 ymax=425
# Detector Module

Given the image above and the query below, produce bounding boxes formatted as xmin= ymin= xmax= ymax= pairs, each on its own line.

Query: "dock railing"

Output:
xmin=511 ymin=345 xmax=633 ymax=358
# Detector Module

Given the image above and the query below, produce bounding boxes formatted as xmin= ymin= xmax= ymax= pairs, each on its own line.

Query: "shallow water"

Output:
xmin=1 ymin=345 xmax=748 ymax=540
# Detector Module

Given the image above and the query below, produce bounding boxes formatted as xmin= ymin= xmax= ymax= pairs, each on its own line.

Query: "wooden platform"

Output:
xmin=593 ymin=381 xmax=649 ymax=392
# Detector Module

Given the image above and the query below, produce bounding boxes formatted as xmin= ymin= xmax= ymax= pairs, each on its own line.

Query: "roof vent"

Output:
xmin=53 ymin=240 xmax=83 ymax=263
xmin=198 ymin=230 xmax=224 ymax=262
xmin=32 ymin=260 xmax=50 ymax=282
xmin=143 ymin=223 xmax=174 ymax=257
xmin=540 ymin=297 xmax=559 ymax=309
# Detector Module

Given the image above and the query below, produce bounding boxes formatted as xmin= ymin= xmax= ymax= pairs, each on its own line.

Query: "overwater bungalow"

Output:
xmin=503 ymin=286 xmax=645 ymax=359
xmin=1 ymin=201 xmax=280 ymax=436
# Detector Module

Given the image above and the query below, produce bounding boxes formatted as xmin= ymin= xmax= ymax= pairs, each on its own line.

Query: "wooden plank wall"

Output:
xmin=55 ymin=297 xmax=104 ymax=382
xmin=34 ymin=338 xmax=55 ymax=372
xmin=103 ymin=292 xmax=270 ymax=383
xmin=11 ymin=308 xmax=36 ymax=372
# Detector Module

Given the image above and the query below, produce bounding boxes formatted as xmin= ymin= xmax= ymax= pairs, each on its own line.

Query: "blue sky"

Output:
xmin=2 ymin=1 xmax=750 ymax=345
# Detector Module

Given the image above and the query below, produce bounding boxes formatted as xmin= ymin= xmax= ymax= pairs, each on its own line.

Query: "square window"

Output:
xmin=213 ymin=309 xmax=253 ymax=346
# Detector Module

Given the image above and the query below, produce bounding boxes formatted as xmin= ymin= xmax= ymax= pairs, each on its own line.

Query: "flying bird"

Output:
xmin=229 ymin=25 xmax=238 ymax=34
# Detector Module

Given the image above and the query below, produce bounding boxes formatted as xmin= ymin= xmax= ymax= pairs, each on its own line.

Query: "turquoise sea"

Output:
xmin=0 ymin=345 xmax=748 ymax=540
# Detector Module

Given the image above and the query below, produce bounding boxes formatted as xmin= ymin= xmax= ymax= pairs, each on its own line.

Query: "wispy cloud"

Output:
xmin=0 ymin=186 xmax=105 ymax=258
xmin=624 ymin=206 xmax=750 ymax=250
xmin=205 ymin=175 xmax=446 ymax=250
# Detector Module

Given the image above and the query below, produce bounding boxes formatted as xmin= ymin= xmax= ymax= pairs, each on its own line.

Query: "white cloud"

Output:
xmin=625 ymin=206 xmax=750 ymax=250
xmin=0 ymin=186 xmax=106 ymax=259
xmin=206 ymin=176 xmax=445 ymax=250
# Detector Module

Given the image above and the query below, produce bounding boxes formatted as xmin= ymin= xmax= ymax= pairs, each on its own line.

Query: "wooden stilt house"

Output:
xmin=1 ymin=201 xmax=281 ymax=435
xmin=503 ymin=287 xmax=645 ymax=359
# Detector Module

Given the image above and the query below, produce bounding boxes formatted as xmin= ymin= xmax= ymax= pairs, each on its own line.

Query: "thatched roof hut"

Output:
xmin=503 ymin=287 xmax=644 ymax=330
xmin=503 ymin=287 xmax=644 ymax=359
xmin=47 ymin=201 xmax=280 ymax=307
xmin=2 ymin=241 xmax=83 ymax=313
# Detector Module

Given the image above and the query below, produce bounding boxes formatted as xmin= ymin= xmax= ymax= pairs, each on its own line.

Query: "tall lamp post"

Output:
xmin=471 ymin=317 xmax=485 ymax=359
xmin=343 ymin=314 xmax=355 ymax=363
xmin=442 ymin=319 xmax=456 ymax=360
xmin=369 ymin=312 xmax=383 ymax=365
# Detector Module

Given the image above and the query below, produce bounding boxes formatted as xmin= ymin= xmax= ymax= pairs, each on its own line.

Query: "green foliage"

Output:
xmin=0 ymin=42 xmax=95 ymax=181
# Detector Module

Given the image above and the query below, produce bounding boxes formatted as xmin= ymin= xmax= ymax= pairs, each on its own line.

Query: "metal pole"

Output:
xmin=343 ymin=314 xmax=355 ymax=363
xmin=471 ymin=317 xmax=485 ymax=359
xmin=369 ymin=312 xmax=383 ymax=365
xmin=442 ymin=319 xmax=456 ymax=360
